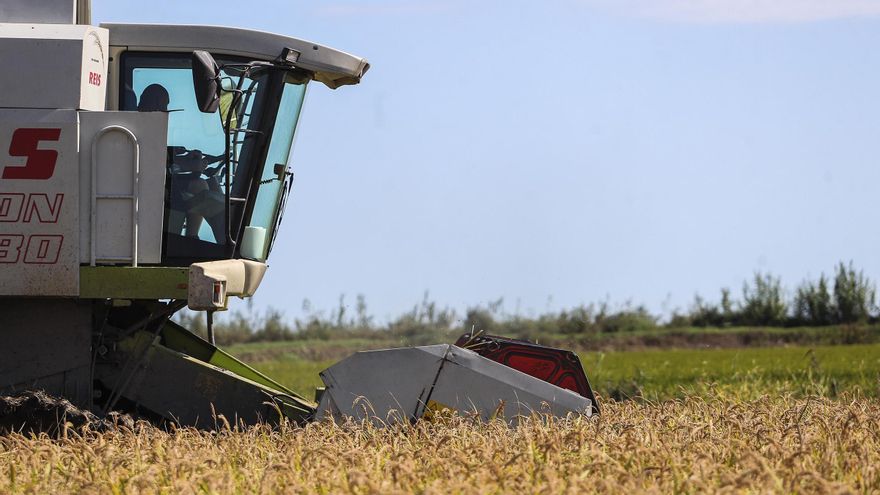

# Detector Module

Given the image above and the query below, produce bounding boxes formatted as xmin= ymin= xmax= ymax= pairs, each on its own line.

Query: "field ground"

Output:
xmin=2 ymin=342 xmax=879 ymax=493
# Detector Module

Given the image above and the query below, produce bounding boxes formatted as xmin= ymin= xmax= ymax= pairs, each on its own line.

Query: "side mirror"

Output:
xmin=192 ymin=50 xmax=221 ymax=113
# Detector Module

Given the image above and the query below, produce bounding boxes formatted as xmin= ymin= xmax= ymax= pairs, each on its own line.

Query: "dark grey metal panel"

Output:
xmin=0 ymin=299 xmax=92 ymax=407
xmin=115 ymin=344 xmax=283 ymax=428
xmin=6 ymin=367 xmax=92 ymax=407
xmin=0 ymin=0 xmax=76 ymax=23
xmin=317 ymin=345 xmax=448 ymax=423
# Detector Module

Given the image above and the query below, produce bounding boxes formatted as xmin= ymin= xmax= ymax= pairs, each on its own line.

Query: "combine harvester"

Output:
xmin=0 ymin=0 xmax=598 ymax=428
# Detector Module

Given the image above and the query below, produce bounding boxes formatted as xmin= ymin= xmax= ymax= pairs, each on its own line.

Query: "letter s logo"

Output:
xmin=1 ymin=128 xmax=62 ymax=180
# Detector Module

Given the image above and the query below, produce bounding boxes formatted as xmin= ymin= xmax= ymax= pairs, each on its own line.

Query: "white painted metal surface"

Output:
xmin=240 ymin=226 xmax=267 ymax=261
xmin=0 ymin=24 xmax=108 ymax=111
xmin=102 ymin=23 xmax=369 ymax=89
xmin=317 ymin=344 xmax=593 ymax=425
xmin=188 ymin=259 xmax=268 ymax=310
xmin=78 ymin=111 xmax=167 ymax=265
xmin=0 ymin=109 xmax=80 ymax=296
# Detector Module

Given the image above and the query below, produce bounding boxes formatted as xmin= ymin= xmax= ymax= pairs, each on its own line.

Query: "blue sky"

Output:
xmin=95 ymin=1 xmax=880 ymax=322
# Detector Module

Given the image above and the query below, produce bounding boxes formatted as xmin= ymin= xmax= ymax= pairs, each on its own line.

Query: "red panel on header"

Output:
xmin=454 ymin=333 xmax=599 ymax=414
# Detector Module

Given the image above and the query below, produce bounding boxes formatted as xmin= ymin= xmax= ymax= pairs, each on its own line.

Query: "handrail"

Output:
xmin=90 ymin=125 xmax=140 ymax=267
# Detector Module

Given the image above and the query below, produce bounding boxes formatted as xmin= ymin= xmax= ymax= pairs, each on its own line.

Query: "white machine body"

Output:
xmin=0 ymin=24 xmax=107 ymax=111
xmin=0 ymin=1 xmax=367 ymax=304
xmin=0 ymin=25 xmax=168 ymax=295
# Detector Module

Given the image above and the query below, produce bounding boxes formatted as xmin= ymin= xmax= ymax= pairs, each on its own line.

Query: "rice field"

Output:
xmin=2 ymin=343 xmax=879 ymax=494
xmin=2 ymin=395 xmax=879 ymax=493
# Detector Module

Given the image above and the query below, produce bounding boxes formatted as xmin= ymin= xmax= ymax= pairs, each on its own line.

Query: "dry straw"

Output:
xmin=1 ymin=394 xmax=878 ymax=494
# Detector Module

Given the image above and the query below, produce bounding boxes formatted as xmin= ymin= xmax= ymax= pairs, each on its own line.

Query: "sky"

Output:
xmin=94 ymin=0 xmax=880 ymax=323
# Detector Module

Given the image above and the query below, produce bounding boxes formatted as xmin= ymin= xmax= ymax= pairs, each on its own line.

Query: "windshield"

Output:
xmin=244 ymin=80 xmax=307 ymax=261
xmin=120 ymin=52 xmax=304 ymax=265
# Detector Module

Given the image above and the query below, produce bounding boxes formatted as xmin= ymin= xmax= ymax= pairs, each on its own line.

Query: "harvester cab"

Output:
xmin=0 ymin=1 xmax=367 ymax=426
xmin=0 ymin=1 xmax=598 ymax=429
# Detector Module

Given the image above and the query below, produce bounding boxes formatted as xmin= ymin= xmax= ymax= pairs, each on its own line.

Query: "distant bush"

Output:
xmin=464 ymin=308 xmax=496 ymax=334
xmin=555 ymin=306 xmax=595 ymax=335
xmin=666 ymin=311 xmax=692 ymax=328
xmin=740 ymin=273 xmax=788 ymax=326
xmin=833 ymin=262 xmax=876 ymax=324
xmin=595 ymin=304 xmax=657 ymax=333
xmin=251 ymin=308 xmax=295 ymax=342
xmin=689 ymin=294 xmax=724 ymax=327
xmin=388 ymin=293 xmax=458 ymax=345
xmin=793 ymin=275 xmax=833 ymax=326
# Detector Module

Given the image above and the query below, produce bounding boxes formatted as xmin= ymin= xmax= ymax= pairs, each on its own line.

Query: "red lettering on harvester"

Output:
xmin=0 ymin=234 xmax=23 ymax=263
xmin=1 ymin=128 xmax=62 ymax=180
xmin=23 ymin=235 xmax=62 ymax=264
xmin=21 ymin=194 xmax=63 ymax=223
xmin=0 ymin=193 xmax=24 ymax=222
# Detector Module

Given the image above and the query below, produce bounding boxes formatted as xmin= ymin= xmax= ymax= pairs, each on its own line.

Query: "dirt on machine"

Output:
xmin=0 ymin=0 xmax=598 ymax=431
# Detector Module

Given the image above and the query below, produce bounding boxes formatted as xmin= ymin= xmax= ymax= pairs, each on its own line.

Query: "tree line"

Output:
xmin=681 ymin=261 xmax=875 ymax=327
xmin=176 ymin=261 xmax=877 ymax=346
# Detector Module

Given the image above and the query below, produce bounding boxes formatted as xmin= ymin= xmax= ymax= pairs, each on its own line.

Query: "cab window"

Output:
xmin=120 ymin=52 xmax=266 ymax=264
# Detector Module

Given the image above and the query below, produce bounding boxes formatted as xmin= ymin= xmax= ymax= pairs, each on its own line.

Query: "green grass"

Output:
xmin=583 ymin=344 xmax=880 ymax=400
xmin=230 ymin=342 xmax=880 ymax=402
xmin=244 ymin=359 xmax=335 ymax=400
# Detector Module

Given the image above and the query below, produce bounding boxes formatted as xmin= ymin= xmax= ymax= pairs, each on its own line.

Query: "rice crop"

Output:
xmin=2 ymin=394 xmax=878 ymax=494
